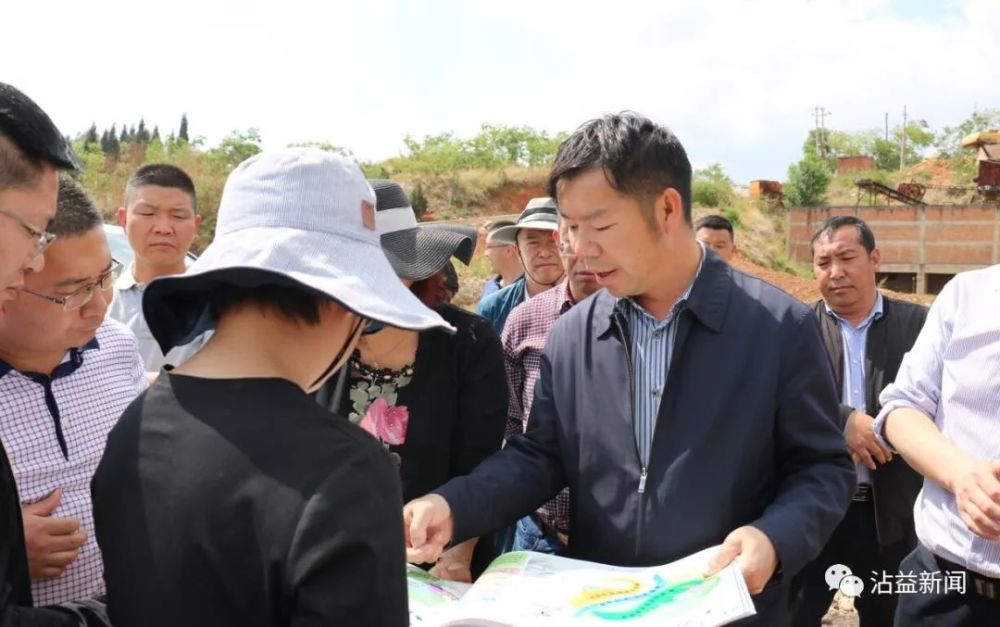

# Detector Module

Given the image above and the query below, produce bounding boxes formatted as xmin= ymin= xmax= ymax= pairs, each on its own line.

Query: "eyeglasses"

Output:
xmin=0 ymin=207 xmax=57 ymax=259
xmin=21 ymin=259 xmax=123 ymax=311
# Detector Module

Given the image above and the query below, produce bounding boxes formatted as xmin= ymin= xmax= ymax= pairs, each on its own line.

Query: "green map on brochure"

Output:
xmin=407 ymin=547 xmax=756 ymax=626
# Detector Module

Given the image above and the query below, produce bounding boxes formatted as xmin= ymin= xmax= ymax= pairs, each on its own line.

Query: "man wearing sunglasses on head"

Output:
xmin=0 ymin=177 xmax=145 ymax=613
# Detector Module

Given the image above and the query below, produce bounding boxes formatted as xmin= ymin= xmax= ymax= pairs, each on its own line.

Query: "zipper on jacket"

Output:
xmin=613 ymin=311 xmax=647 ymax=559
xmin=612 ymin=313 xmax=645 ymax=493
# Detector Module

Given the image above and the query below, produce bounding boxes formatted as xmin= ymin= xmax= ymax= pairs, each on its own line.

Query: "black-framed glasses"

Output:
xmin=21 ymin=259 xmax=123 ymax=311
xmin=0 ymin=207 xmax=57 ymax=259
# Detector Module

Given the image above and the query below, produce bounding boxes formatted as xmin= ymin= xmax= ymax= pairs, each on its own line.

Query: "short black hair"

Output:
xmin=548 ymin=112 xmax=692 ymax=227
xmin=694 ymin=214 xmax=734 ymax=238
xmin=208 ymin=283 xmax=332 ymax=327
xmin=0 ymin=82 xmax=78 ymax=190
xmin=124 ymin=163 xmax=198 ymax=212
xmin=50 ymin=176 xmax=102 ymax=238
xmin=810 ymin=215 xmax=877 ymax=256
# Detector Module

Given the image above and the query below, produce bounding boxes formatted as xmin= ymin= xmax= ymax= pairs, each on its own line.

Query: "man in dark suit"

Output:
xmin=404 ymin=112 xmax=855 ymax=626
xmin=791 ymin=216 xmax=927 ymax=626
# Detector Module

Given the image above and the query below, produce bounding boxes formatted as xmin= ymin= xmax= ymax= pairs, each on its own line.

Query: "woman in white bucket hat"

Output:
xmin=316 ymin=180 xmax=507 ymax=584
xmin=92 ymin=149 xmax=446 ymax=626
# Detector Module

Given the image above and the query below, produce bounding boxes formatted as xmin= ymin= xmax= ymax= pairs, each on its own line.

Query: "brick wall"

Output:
xmin=786 ymin=205 xmax=1000 ymax=293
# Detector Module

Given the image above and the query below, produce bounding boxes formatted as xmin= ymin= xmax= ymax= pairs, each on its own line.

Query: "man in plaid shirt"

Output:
xmin=0 ymin=177 xmax=145 ymax=606
xmin=501 ymin=225 xmax=601 ymax=553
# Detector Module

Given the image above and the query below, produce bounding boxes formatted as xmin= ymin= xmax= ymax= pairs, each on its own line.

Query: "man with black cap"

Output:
xmin=92 ymin=149 xmax=452 ymax=626
xmin=1 ymin=82 xmax=109 ymax=626
xmin=477 ymin=198 xmax=564 ymax=333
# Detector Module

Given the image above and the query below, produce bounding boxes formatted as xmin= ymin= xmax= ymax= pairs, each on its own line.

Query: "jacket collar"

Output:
xmin=823 ymin=291 xmax=884 ymax=329
xmin=597 ymin=244 xmax=731 ymax=337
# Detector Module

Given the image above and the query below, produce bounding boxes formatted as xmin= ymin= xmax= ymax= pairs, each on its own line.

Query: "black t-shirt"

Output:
xmin=92 ymin=373 xmax=408 ymax=627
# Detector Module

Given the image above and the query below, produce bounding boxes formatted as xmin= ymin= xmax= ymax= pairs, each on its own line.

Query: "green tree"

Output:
xmin=106 ymin=125 xmax=120 ymax=157
xmin=691 ymin=164 xmax=734 ymax=208
xmin=410 ymin=183 xmax=429 ymax=218
xmin=935 ymin=108 xmax=1000 ymax=157
xmin=211 ymin=128 xmax=263 ymax=169
xmin=400 ymin=132 xmax=472 ymax=174
xmin=785 ymin=155 xmax=831 ymax=206
xmin=178 ymin=114 xmax=189 ymax=143
xmin=83 ymin=123 xmax=99 ymax=148
xmin=136 ymin=119 xmax=150 ymax=144
xmin=868 ymin=121 xmax=935 ymax=170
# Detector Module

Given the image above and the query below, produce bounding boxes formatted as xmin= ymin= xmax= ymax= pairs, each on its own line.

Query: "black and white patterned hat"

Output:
xmin=371 ymin=179 xmax=475 ymax=282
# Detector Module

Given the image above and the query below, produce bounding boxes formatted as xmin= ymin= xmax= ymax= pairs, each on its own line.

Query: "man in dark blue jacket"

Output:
xmin=405 ymin=112 xmax=854 ymax=626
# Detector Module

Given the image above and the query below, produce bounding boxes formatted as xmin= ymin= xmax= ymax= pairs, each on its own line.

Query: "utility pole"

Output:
xmin=812 ymin=106 xmax=831 ymax=158
xmin=885 ymin=112 xmax=889 ymax=142
xmin=899 ymin=105 xmax=907 ymax=172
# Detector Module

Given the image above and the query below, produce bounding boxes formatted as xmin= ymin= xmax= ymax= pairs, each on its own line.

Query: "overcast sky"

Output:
xmin=4 ymin=0 xmax=997 ymax=183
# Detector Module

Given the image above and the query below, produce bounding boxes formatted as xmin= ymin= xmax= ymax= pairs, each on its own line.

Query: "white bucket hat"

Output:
xmin=490 ymin=197 xmax=559 ymax=244
xmin=143 ymin=148 xmax=453 ymax=353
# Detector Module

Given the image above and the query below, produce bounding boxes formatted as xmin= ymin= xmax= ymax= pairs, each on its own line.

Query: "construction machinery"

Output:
xmin=962 ymin=130 xmax=1000 ymax=202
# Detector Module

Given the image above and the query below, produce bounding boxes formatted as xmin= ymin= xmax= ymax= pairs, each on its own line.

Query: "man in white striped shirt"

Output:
xmin=0 ymin=177 xmax=145 ymax=606
xmin=875 ymin=264 xmax=1000 ymax=625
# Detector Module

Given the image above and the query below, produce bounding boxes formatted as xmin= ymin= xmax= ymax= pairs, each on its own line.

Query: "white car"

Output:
xmin=103 ymin=224 xmax=197 ymax=267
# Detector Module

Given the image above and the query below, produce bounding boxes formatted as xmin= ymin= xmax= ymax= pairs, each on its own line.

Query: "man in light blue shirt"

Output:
xmin=793 ymin=216 xmax=927 ymax=627
xmin=876 ymin=264 xmax=1000 ymax=624
xmin=109 ymin=164 xmax=206 ymax=372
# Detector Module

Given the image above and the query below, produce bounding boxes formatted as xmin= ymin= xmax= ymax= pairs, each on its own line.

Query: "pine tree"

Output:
xmin=119 ymin=124 xmax=128 ymax=143
xmin=178 ymin=114 xmax=189 ymax=142
xmin=151 ymin=125 xmax=161 ymax=142
xmin=100 ymin=129 xmax=111 ymax=154
xmin=107 ymin=124 xmax=120 ymax=156
xmin=137 ymin=118 xmax=149 ymax=143
xmin=83 ymin=123 xmax=99 ymax=148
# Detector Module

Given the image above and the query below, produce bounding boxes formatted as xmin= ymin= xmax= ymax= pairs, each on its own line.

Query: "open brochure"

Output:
xmin=408 ymin=546 xmax=756 ymax=626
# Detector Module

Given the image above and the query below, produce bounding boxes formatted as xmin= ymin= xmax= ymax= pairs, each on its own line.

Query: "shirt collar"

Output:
xmin=0 ymin=333 xmax=101 ymax=381
xmin=615 ymin=241 xmax=706 ymax=322
xmin=115 ymin=262 xmax=141 ymax=291
xmin=555 ymin=280 xmax=576 ymax=315
xmin=825 ymin=291 xmax=884 ymax=330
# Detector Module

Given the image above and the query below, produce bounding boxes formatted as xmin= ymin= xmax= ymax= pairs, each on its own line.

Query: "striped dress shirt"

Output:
xmin=874 ymin=264 xmax=1000 ymax=578
xmin=619 ymin=249 xmax=703 ymax=469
